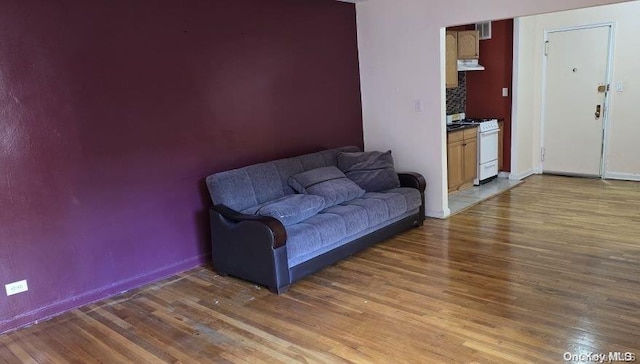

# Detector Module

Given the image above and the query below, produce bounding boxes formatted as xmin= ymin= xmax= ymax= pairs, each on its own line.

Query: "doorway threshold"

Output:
xmin=448 ymin=177 xmax=523 ymax=216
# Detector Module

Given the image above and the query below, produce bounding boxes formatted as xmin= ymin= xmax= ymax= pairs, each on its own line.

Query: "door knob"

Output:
xmin=595 ymin=105 xmax=601 ymax=119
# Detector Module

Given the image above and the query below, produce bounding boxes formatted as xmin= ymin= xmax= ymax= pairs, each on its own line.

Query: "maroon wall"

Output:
xmin=0 ymin=0 xmax=363 ymax=333
xmin=466 ymin=19 xmax=514 ymax=172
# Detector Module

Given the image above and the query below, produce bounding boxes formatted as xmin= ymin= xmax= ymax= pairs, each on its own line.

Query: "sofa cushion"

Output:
xmin=321 ymin=204 xmax=369 ymax=236
xmin=360 ymin=192 xmax=408 ymax=220
xmin=242 ymin=194 xmax=325 ymax=226
xmin=285 ymin=213 xmax=348 ymax=264
xmin=205 ymin=146 xmax=360 ymax=211
xmin=288 ymin=166 xmax=364 ymax=208
xmin=286 ymin=190 xmax=419 ymax=266
xmin=382 ymin=187 xmax=422 ymax=212
xmin=337 ymin=150 xmax=401 ymax=192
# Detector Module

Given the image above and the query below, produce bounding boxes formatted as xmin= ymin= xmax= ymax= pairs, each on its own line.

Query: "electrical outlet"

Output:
xmin=5 ymin=280 xmax=28 ymax=296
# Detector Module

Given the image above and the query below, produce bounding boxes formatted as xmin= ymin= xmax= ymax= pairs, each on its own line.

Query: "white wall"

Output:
xmin=356 ymin=0 xmax=635 ymax=218
xmin=511 ymin=18 xmax=538 ymax=179
xmin=515 ymin=2 xmax=640 ymax=181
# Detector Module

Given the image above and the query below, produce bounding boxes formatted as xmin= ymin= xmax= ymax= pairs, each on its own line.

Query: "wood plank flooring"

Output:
xmin=1 ymin=175 xmax=639 ymax=363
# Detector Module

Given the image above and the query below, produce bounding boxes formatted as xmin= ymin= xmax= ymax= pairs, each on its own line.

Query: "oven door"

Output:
xmin=478 ymin=129 xmax=499 ymax=164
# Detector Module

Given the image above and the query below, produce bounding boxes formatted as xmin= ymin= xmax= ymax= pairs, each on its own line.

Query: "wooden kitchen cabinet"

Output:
xmin=457 ymin=30 xmax=480 ymax=59
xmin=448 ymin=128 xmax=478 ymax=193
xmin=463 ymin=134 xmax=477 ymax=183
xmin=447 ymin=135 xmax=464 ymax=192
xmin=445 ymin=31 xmax=458 ymax=88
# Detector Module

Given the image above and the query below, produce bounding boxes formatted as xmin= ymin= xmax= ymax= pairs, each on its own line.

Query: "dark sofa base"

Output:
xmin=210 ymin=208 xmax=423 ymax=294
xmin=289 ymin=212 xmax=421 ymax=285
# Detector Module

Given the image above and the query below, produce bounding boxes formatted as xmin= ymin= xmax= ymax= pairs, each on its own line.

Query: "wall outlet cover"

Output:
xmin=5 ymin=280 xmax=28 ymax=296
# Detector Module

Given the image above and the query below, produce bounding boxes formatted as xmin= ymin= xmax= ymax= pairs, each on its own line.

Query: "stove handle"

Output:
xmin=479 ymin=129 xmax=500 ymax=136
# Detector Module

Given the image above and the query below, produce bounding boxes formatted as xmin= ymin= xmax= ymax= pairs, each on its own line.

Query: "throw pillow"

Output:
xmin=288 ymin=166 xmax=365 ymax=208
xmin=242 ymin=194 xmax=325 ymax=226
xmin=337 ymin=150 xmax=401 ymax=192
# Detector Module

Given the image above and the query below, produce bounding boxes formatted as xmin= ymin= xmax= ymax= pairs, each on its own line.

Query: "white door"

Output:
xmin=542 ymin=26 xmax=611 ymax=176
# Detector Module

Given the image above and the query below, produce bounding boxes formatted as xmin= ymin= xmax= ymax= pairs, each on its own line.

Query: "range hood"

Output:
xmin=457 ymin=59 xmax=485 ymax=71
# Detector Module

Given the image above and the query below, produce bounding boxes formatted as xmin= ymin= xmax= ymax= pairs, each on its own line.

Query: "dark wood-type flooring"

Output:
xmin=1 ymin=175 xmax=639 ymax=363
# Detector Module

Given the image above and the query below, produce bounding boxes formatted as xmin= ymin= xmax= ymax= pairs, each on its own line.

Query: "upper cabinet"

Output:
xmin=457 ymin=30 xmax=480 ymax=59
xmin=446 ymin=29 xmax=482 ymax=88
xmin=445 ymin=31 xmax=458 ymax=88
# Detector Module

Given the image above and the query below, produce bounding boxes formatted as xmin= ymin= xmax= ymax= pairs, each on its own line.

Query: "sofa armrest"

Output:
xmin=209 ymin=205 xmax=291 ymax=293
xmin=212 ymin=204 xmax=287 ymax=249
xmin=397 ymin=172 xmax=426 ymax=192
xmin=397 ymin=172 xmax=426 ymax=225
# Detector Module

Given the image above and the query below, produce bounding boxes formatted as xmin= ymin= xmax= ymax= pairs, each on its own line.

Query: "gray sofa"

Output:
xmin=205 ymin=146 xmax=426 ymax=293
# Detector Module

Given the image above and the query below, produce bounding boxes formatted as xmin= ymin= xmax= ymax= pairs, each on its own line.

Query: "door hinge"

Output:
xmin=541 ymin=147 xmax=546 ymax=162
xmin=544 ymin=41 xmax=549 ymax=56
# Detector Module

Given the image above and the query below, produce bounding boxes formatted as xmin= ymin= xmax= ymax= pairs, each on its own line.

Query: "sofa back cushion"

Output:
xmin=206 ymin=146 xmax=360 ymax=211
xmin=337 ymin=150 xmax=401 ymax=192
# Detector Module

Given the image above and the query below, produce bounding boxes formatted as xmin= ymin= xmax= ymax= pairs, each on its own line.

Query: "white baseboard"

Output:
xmin=426 ymin=209 xmax=449 ymax=219
xmin=510 ymin=169 xmax=534 ymax=181
xmin=605 ymin=172 xmax=640 ymax=181
xmin=498 ymin=172 xmax=510 ymax=178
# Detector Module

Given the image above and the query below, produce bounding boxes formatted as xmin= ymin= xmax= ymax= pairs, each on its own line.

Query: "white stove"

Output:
xmin=456 ymin=118 xmax=500 ymax=185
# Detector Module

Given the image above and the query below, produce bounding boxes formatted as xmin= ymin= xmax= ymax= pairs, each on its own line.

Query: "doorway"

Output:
xmin=541 ymin=25 xmax=613 ymax=177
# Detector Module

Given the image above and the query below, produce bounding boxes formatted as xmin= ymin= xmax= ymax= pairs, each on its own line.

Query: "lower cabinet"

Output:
xmin=448 ymin=128 xmax=477 ymax=193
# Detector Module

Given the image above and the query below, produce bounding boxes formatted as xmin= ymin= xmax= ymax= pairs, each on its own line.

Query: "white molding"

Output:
xmin=601 ymin=22 xmax=617 ymax=179
xmin=426 ymin=209 xmax=449 ymax=219
xmin=498 ymin=171 xmax=511 ymax=178
xmin=605 ymin=172 xmax=640 ymax=181
xmin=511 ymin=169 xmax=535 ymax=180
xmin=509 ymin=18 xmax=520 ymax=176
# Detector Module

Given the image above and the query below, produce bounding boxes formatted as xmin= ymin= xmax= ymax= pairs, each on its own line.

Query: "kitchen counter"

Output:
xmin=447 ymin=123 xmax=478 ymax=132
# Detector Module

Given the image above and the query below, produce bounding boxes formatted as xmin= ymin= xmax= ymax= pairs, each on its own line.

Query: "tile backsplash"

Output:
xmin=446 ymin=72 xmax=466 ymax=115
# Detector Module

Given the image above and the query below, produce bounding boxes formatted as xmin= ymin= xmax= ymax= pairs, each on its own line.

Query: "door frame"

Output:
xmin=539 ymin=22 xmax=616 ymax=177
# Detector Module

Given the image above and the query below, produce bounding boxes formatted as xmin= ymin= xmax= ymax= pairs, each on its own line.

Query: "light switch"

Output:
xmin=414 ymin=99 xmax=423 ymax=113
xmin=616 ymin=82 xmax=624 ymax=92
xmin=502 ymin=88 xmax=509 ymax=97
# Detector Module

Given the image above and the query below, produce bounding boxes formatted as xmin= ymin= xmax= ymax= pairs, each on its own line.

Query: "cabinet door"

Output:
xmin=463 ymin=137 xmax=477 ymax=183
xmin=447 ymin=139 xmax=464 ymax=191
xmin=457 ymin=30 xmax=479 ymax=59
xmin=445 ymin=32 xmax=458 ymax=88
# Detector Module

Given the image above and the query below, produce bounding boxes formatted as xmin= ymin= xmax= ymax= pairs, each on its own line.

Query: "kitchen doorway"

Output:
xmin=541 ymin=24 xmax=613 ymax=177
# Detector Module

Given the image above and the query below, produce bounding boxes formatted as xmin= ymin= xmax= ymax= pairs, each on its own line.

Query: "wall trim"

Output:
xmin=510 ymin=169 xmax=535 ymax=180
xmin=426 ymin=209 xmax=449 ymax=219
xmin=509 ymin=18 xmax=521 ymax=177
xmin=605 ymin=172 xmax=640 ymax=181
xmin=0 ymin=254 xmax=210 ymax=335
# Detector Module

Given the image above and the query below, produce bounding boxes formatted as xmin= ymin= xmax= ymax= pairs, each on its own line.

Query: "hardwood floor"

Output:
xmin=1 ymin=175 xmax=639 ymax=363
